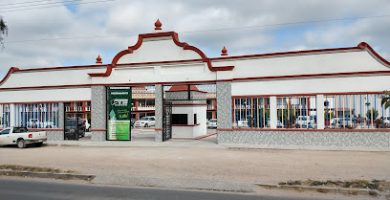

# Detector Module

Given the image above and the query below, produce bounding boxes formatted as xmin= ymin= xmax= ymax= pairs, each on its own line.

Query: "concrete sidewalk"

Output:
xmin=47 ymin=135 xmax=220 ymax=148
xmin=1 ymin=140 xmax=389 ymax=199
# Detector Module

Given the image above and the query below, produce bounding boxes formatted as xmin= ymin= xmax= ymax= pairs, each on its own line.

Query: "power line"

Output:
xmin=180 ymin=14 xmax=390 ymax=34
xmin=0 ymin=0 xmax=82 ymax=9
xmin=0 ymin=0 xmax=56 ymax=7
xmin=0 ymin=0 xmax=116 ymax=13
xmin=6 ymin=35 xmax=122 ymax=44
xmin=3 ymin=13 xmax=390 ymax=44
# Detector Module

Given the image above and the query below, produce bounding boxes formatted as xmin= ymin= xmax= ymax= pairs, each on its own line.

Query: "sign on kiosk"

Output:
xmin=107 ymin=87 xmax=132 ymax=141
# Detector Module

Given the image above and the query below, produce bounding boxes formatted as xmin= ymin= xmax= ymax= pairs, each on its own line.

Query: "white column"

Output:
xmin=316 ymin=95 xmax=325 ymax=129
xmin=270 ymin=96 xmax=277 ymax=129
xmin=10 ymin=104 xmax=16 ymax=127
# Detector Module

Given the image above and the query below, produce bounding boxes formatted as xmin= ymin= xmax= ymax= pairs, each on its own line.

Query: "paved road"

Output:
xmin=0 ymin=178 xmax=331 ymax=200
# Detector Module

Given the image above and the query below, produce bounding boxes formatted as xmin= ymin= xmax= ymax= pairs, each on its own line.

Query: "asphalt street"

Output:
xmin=0 ymin=178 xmax=334 ymax=200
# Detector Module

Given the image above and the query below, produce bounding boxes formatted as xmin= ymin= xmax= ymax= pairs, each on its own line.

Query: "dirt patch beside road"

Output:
xmin=0 ymin=164 xmax=95 ymax=181
xmin=0 ymin=145 xmax=389 ymax=199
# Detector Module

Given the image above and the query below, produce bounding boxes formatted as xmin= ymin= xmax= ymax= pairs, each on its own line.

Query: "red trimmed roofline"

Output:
xmin=88 ymin=64 xmax=113 ymax=77
xmin=16 ymin=64 xmax=106 ymax=72
xmin=211 ymin=46 xmax=360 ymax=61
xmin=210 ymin=42 xmax=390 ymax=67
xmin=0 ymin=64 xmax=107 ymax=86
xmin=357 ymin=42 xmax=390 ymax=66
xmin=89 ymin=31 xmax=234 ymax=77
xmin=0 ymin=67 xmax=19 ymax=86
xmin=1 ymin=70 xmax=390 ymax=91
xmin=89 ymin=41 xmax=390 ymax=78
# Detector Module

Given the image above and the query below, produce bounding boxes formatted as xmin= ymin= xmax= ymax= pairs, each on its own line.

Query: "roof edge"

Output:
xmin=0 ymin=67 xmax=20 ymax=86
xmin=357 ymin=42 xmax=390 ymax=67
xmin=210 ymin=42 xmax=390 ymax=67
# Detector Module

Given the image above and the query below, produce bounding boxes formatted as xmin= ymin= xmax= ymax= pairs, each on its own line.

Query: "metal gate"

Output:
xmin=162 ymin=101 xmax=172 ymax=141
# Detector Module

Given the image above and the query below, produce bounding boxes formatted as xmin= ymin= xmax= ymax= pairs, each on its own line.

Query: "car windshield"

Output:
xmin=13 ymin=127 xmax=28 ymax=133
xmin=0 ymin=129 xmax=10 ymax=135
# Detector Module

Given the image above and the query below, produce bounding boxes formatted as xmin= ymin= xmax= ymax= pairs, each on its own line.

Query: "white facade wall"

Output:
xmin=212 ymin=50 xmax=389 ymax=80
xmin=0 ymin=67 xmax=105 ymax=88
xmin=0 ymin=88 xmax=91 ymax=103
xmin=93 ymin=63 xmax=216 ymax=85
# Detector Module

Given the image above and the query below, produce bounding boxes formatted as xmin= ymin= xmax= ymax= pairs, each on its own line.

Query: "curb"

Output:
xmin=47 ymin=143 xmax=81 ymax=147
xmin=195 ymin=132 xmax=217 ymax=140
xmin=92 ymin=175 xmax=255 ymax=194
xmin=256 ymin=183 xmax=381 ymax=197
xmin=45 ymin=143 xmax=223 ymax=149
xmin=0 ymin=170 xmax=95 ymax=182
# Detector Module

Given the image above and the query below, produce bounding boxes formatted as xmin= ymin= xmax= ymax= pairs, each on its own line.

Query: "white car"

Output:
xmin=207 ymin=119 xmax=217 ymax=129
xmin=134 ymin=116 xmax=156 ymax=128
xmin=295 ymin=116 xmax=316 ymax=128
xmin=0 ymin=127 xmax=47 ymax=148
xmin=237 ymin=120 xmax=248 ymax=127
xmin=382 ymin=117 xmax=390 ymax=126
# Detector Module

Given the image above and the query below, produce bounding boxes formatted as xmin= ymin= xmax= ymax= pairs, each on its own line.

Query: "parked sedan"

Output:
xmin=237 ymin=120 xmax=248 ymax=127
xmin=207 ymin=119 xmax=217 ymax=129
xmin=134 ymin=116 xmax=156 ymax=128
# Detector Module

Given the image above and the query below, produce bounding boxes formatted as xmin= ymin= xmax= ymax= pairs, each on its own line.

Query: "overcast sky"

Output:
xmin=0 ymin=0 xmax=389 ymax=79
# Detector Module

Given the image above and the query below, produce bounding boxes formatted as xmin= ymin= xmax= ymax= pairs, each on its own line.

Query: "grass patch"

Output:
xmin=0 ymin=164 xmax=75 ymax=173
xmin=279 ymin=179 xmax=390 ymax=191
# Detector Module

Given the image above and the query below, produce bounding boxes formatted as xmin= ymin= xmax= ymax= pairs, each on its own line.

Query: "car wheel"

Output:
xmin=144 ymin=124 xmax=149 ymax=128
xmin=17 ymin=139 xmax=26 ymax=149
xmin=35 ymin=142 xmax=43 ymax=147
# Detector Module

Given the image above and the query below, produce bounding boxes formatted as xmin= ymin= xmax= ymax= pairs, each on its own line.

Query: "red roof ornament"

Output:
xmin=168 ymin=85 xmax=200 ymax=92
xmin=154 ymin=19 xmax=162 ymax=31
xmin=221 ymin=46 xmax=228 ymax=56
xmin=96 ymin=54 xmax=102 ymax=64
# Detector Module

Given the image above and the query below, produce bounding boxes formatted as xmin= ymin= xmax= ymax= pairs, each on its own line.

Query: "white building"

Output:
xmin=1 ymin=20 xmax=389 ymax=150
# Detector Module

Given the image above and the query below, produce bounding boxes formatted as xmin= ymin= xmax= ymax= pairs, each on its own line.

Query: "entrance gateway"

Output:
xmin=104 ymin=84 xmax=215 ymax=142
xmin=162 ymin=84 xmax=214 ymax=140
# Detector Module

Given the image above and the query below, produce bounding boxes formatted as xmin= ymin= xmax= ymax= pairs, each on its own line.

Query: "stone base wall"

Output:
xmin=47 ymin=131 xmax=64 ymax=141
xmin=218 ymin=130 xmax=390 ymax=151
xmin=155 ymin=131 xmax=163 ymax=142
xmin=91 ymin=131 xmax=106 ymax=141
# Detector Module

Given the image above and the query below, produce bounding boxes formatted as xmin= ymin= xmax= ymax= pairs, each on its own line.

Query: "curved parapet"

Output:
xmin=89 ymin=31 xmax=234 ymax=77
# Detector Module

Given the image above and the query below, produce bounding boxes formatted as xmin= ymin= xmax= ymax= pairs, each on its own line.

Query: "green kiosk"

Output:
xmin=107 ymin=87 xmax=132 ymax=141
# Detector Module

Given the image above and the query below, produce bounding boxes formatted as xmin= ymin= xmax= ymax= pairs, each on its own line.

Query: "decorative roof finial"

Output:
xmin=96 ymin=54 xmax=102 ymax=64
xmin=221 ymin=46 xmax=228 ymax=56
xmin=154 ymin=19 xmax=162 ymax=31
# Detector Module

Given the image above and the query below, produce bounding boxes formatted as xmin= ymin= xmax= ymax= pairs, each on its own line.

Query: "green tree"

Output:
xmin=381 ymin=91 xmax=390 ymax=109
xmin=0 ymin=17 xmax=8 ymax=45
xmin=366 ymin=108 xmax=378 ymax=122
